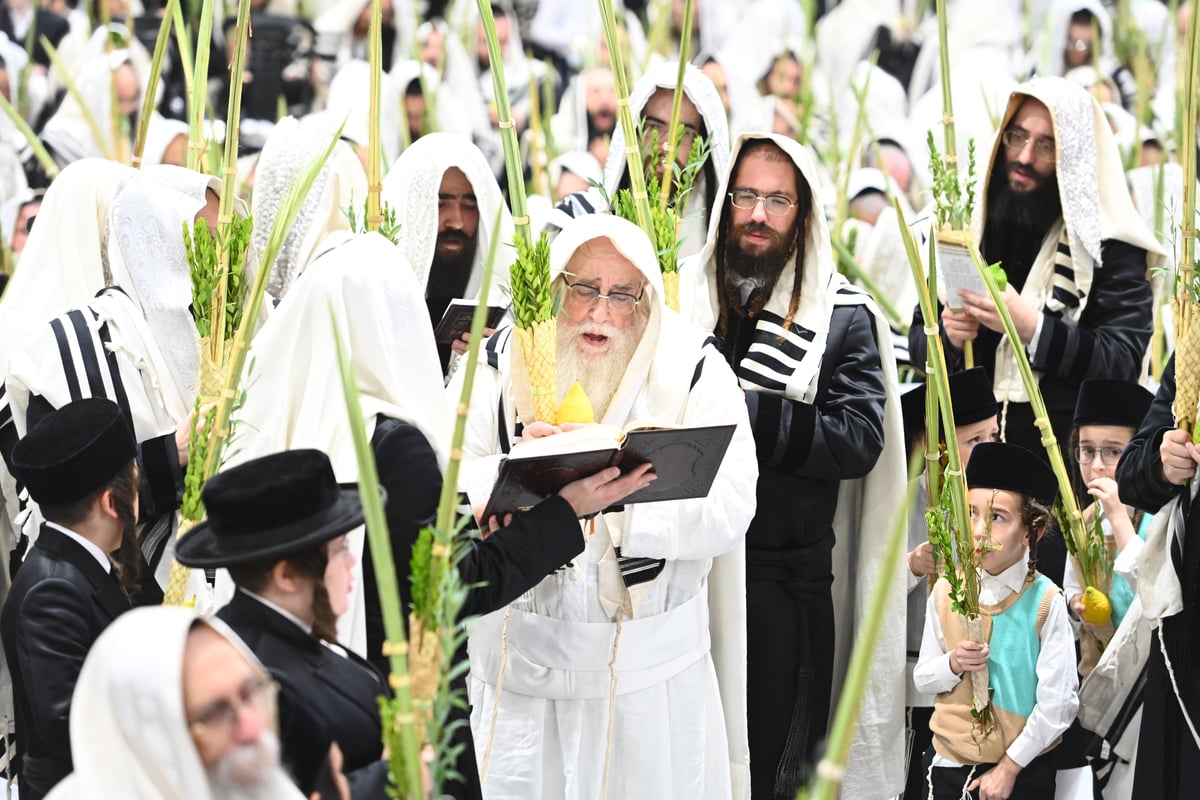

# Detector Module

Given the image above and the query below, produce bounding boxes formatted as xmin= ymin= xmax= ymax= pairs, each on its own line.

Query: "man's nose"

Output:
xmin=443 ymin=203 xmax=463 ymax=229
xmin=233 ymin=703 xmax=265 ymax=745
xmin=749 ymin=197 xmax=769 ymax=223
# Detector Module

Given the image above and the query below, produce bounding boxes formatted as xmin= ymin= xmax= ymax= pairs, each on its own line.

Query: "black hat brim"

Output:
xmin=174 ymin=486 xmax=365 ymax=568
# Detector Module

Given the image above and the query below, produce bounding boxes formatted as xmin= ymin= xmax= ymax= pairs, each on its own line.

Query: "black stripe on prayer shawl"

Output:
xmin=1054 ymin=263 xmax=1074 ymax=279
xmin=737 ymin=363 xmax=787 ymax=393
xmin=94 ymin=309 xmax=135 ymax=437
xmin=1057 ymin=241 xmax=1071 ymax=257
xmin=1052 ymin=286 xmax=1081 ymax=309
xmin=68 ymin=309 xmax=107 ymax=399
xmin=49 ymin=317 xmax=82 ymax=401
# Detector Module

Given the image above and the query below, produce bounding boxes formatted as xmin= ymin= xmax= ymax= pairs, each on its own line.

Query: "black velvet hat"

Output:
xmin=174 ymin=449 xmax=364 ymax=568
xmin=1072 ymin=379 xmax=1153 ymax=429
xmin=901 ymin=367 xmax=999 ymax=444
xmin=966 ymin=442 xmax=1058 ymax=507
xmin=11 ymin=398 xmax=136 ymax=506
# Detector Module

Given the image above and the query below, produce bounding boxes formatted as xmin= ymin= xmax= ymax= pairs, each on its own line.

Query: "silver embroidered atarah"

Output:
xmin=250 ymin=116 xmax=367 ymax=299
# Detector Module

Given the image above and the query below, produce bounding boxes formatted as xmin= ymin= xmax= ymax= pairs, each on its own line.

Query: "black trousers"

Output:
xmin=922 ymin=747 xmax=1056 ymax=800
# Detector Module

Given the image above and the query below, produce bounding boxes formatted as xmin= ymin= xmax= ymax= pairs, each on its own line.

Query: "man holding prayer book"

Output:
xmin=907 ymin=76 xmax=1162 ymax=587
xmin=451 ymin=213 xmax=757 ymax=799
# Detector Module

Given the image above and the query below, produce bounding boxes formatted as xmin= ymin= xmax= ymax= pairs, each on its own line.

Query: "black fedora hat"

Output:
xmin=11 ymin=398 xmax=136 ymax=506
xmin=175 ymin=449 xmax=364 ymax=568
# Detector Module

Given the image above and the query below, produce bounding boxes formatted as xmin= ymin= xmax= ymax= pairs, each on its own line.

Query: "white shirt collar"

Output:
xmin=978 ymin=549 xmax=1031 ymax=605
xmin=239 ymin=587 xmax=314 ymax=635
xmin=45 ymin=521 xmax=111 ymax=574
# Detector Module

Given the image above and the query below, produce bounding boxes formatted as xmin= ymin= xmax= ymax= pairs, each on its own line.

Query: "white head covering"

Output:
xmin=46 ymin=606 xmax=303 ymax=800
xmin=381 ymin=132 xmax=515 ymax=298
xmin=982 ymin=77 xmax=1165 ymax=267
xmin=228 ymin=232 xmax=450 ymax=653
xmin=42 ymin=48 xmax=141 ymax=165
xmin=321 ymin=59 xmax=402 ymax=164
xmin=251 ymin=116 xmax=367 ymax=298
xmin=140 ymin=113 xmax=191 ymax=167
xmin=108 ymin=165 xmax=219 ymax=401
xmin=1029 ymin=0 xmax=1116 ymax=79
xmin=0 ymin=188 xmax=36 ymax=246
xmin=0 ymin=158 xmax=137 ymax=361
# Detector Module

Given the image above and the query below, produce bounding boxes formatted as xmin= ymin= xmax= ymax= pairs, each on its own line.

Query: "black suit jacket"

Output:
xmin=0 ymin=525 xmax=131 ymax=800
xmin=0 ymin=9 xmax=69 ymax=68
xmin=216 ymin=590 xmax=389 ymax=799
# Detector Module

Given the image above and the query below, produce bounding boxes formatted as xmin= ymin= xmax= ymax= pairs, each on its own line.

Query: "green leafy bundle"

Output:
xmin=511 ymin=231 xmax=554 ymax=328
xmin=927 ymin=132 xmax=978 ymax=232
xmin=184 ymin=216 xmax=254 ymax=342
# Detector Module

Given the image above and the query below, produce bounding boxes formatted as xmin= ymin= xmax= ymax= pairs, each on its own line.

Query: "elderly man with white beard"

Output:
xmin=451 ymin=213 xmax=758 ymax=799
xmin=46 ymin=606 xmax=311 ymax=800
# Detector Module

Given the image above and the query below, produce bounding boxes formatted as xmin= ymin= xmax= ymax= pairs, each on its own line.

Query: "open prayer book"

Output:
xmin=481 ymin=422 xmax=737 ymax=519
xmin=433 ymin=299 xmax=508 ymax=345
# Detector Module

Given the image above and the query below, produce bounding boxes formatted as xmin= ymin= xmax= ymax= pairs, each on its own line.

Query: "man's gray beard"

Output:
xmin=555 ymin=314 xmax=646 ymax=421
xmin=207 ymin=731 xmax=296 ymax=800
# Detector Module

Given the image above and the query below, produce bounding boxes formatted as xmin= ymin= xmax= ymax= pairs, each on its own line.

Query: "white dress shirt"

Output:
xmin=913 ymin=552 xmax=1080 ymax=768
xmin=45 ymin=520 xmax=111 ymax=573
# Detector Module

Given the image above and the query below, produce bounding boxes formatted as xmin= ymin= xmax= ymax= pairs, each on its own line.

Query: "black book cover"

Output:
xmin=481 ymin=424 xmax=737 ymax=519
xmin=433 ymin=301 xmax=508 ymax=345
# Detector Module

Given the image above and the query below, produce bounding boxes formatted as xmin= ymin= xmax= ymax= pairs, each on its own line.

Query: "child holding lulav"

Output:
xmin=1062 ymin=379 xmax=1154 ymax=645
xmin=915 ymin=442 xmax=1079 ymax=800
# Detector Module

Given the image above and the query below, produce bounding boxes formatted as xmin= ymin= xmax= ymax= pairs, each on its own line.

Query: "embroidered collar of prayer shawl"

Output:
xmin=685 ymin=132 xmax=840 ymax=404
xmin=56 ymin=606 xmax=304 ymax=800
xmin=226 ymin=232 xmax=450 ymax=654
xmin=380 ymin=131 xmax=516 ymax=299
xmin=978 ymin=78 xmax=1164 ymax=403
xmin=251 ymin=116 xmax=366 ymax=298
xmin=108 ymin=165 xmax=222 ymax=402
xmin=0 ymin=158 xmax=136 ymax=367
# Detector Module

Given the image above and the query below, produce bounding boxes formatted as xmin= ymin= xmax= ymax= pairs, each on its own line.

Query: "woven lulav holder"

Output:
xmin=516 ymin=320 xmax=558 ymax=424
xmin=662 ymin=271 xmax=680 ymax=313
xmin=1172 ymin=298 xmax=1200 ymax=430
xmin=162 ymin=517 xmax=197 ymax=606
xmin=406 ymin=613 xmax=443 ymax=746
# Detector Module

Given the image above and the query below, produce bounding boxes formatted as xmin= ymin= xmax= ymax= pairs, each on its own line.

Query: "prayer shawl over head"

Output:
xmin=251 ymin=115 xmax=367 ymax=298
xmin=42 ymin=47 xmax=143 ymax=165
xmin=456 ymin=213 xmax=757 ymax=800
xmin=381 ymin=131 xmax=515 ymax=300
xmin=681 ymin=132 xmax=909 ymax=799
xmin=979 ymin=77 xmax=1164 ymax=404
xmin=226 ymin=232 xmax=450 ymax=655
xmin=46 ymin=606 xmax=304 ymax=800
xmin=554 ymin=60 xmax=731 ymax=258
xmin=139 ymin=113 xmax=189 ymax=167
xmin=320 ymin=60 xmax=403 ymax=164
xmin=5 ymin=167 xmax=214 ymax=589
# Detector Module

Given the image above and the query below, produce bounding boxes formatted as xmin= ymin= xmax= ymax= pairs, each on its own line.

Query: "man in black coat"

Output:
xmin=0 ymin=2 xmax=69 ymax=70
xmin=907 ymin=77 xmax=1161 ymax=587
xmin=0 ymin=398 xmax=139 ymax=800
xmin=176 ymin=447 xmax=650 ymax=800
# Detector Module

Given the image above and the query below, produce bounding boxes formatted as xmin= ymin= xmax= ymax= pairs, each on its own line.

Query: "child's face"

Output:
xmin=969 ymin=487 xmax=1029 ymax=576
xmin=1077 ymin=424 xmax=1135 ymax=484
xmin=954 ymin=416 xmax=1000 ymax=465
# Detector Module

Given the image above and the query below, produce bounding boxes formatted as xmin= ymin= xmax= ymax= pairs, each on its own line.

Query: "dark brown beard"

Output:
xmin=722 ymin=220 xmax=800 ymax=308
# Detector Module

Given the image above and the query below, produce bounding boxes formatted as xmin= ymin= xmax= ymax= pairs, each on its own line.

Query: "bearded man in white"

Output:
xmin=452 ymin=214 xmax=757 ymax=799
xmin=46 ymin=606 xmax=303 ymax=800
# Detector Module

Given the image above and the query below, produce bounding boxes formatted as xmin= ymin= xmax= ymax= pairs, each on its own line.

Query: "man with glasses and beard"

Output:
xmin=47 ymin=606 xmax=312 ymax=800
xmin=455 ymin=213 xmax=757 ymax=800
xmin=1 ymin=399 xmax=140 ymax=800
xmin=681 ymin=132 xmax=907 ymax=800
xmin=381 ymin=132 xmax=516 ymax=374
xmin=908 ymin=76 xmax=1163 ymax=587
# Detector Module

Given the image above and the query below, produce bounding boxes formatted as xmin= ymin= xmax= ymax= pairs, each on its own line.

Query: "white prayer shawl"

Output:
xmin=42 ymin=45 xmax=146 ymax=165
xmin=224 ymin=233 xmax=450 ymax=656
xmin=46 ymin=606 xmax=304 ymax=800
xmin=556 ymin=61 xmax=730 ymax=261
xmin=251 ymin=116 xmax=366 ymax=298
xmin=456 ymin=214 xmax=757 ymax=800
xmin=976 ymin=78 xmax=1165 ymax=405
xmin=549 ymin=67 xmax=613 ymax=154
xmin=380 ymin=132 xmax=516 ymax=300
xmin=0 ymin=188 xmax=34 ymax=249
xmin=1028 ymin=0 xmax=1118 ymax=80
xmin=680 ymin=132 xmax=909 ymax=799
xmin=0 ymin=159 xmax=136 ymax=360
xmin=320 ymin=60 xmax=402 ymax=164
xmin=139 ymin=113 xmax=190 ymax=167
xmin=389 ymin=59 xmax=478 ymax=142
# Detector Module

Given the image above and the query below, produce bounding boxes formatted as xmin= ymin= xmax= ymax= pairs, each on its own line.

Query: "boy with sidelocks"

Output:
xmin=915 ymin=442 xmax=1079 ymax=799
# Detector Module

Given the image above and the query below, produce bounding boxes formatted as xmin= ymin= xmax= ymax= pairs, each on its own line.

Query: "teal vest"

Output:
xmin=989 ymin=573 xmax=1054 ymax=719
xmin=1110 ymin=513 xmax=1151 ymax=629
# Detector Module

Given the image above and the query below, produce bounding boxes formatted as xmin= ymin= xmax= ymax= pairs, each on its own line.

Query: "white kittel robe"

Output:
xmin=454 ymin=214 xmax=757 ymax=800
